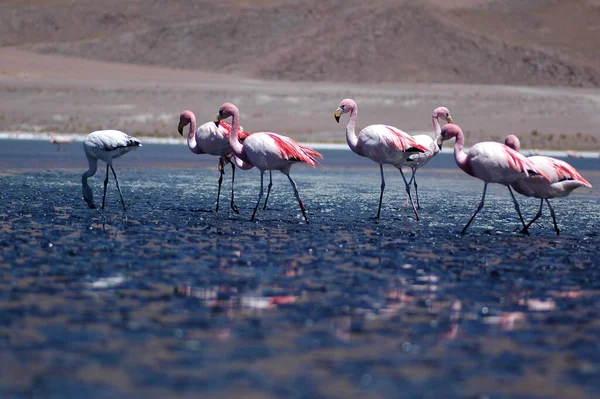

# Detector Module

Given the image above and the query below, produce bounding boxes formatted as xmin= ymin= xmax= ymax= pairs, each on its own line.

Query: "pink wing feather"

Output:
xmin=385 ymin=126 xmax=431 ymax=152
xmin=551 ymin=159 xmax=592 ymax=187
xmin=219 ymin=121 xmax=250 ymax=140
xmin=502 ymin=146 xmax=551 ymax=181
xmin=267 ymin=133 xmax=323 ymax=167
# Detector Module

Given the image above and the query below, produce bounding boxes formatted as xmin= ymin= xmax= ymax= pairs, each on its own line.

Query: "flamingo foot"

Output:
xmin=230 ymin=201 xmax=240 ymax=214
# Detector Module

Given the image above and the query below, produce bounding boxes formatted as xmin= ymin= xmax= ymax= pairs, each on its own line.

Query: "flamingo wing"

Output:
xmin=502 ymin=146 xmax=551 ymax=181
xmin=384 ymin=126 xmax=431 ymax=153
xmin=266 ymin=133 xmax=323 ymax=167
xmin=219 ymin=120 xmax=251 ymax=141
xmin=550 ymin=159 xmax=592 ymax=187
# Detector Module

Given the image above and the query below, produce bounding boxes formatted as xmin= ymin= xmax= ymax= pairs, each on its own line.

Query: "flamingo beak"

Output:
xmin=334 ymin=108 xmax=342 ymax=123
xmin=436 ymin=135 xmax=444 ymax=150
xmin=446 ymin=115 xmax=454 ymax=124
xmin=213 ymin=113 xmax=221 ymax=127
xmin=177 ymin=123 xmax=184 ymax=135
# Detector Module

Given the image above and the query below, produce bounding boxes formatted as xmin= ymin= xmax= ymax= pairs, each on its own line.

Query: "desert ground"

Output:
xmin=1 ymin=0 xmax=600 ymax=150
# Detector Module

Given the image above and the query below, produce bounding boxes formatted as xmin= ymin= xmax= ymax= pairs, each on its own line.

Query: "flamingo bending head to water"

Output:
xmin=437 ymin=124 xmax=550 ymax=234
xmin=504 ymin=135 xmax=592 ymax=235
xmin=403 ymin=106 xmax=454 ymax=209
xmin=82 ymin=130 xmax=141 ymax=210
xmin=214 ymin=102 xmax=323 ymax=223
xmin=179 ymin=110 xmax=255 ymax=213
xmin=334 ymin=98 xmax=431 ymax=220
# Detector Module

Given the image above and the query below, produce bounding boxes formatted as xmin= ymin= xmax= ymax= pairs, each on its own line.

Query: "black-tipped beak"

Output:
xmin=85 ymin=199 xmax=96 ymax=209
xmin=436 ymin=136 xmax=444 ymax=151
xmin=177 ymin=123 xmax=184 ymax=136
xmin=447 ymin=115 xmax=454 ymax=124
xmin=213 ymin=113 xmax=221 ymax=127
xmin=334 ymin=108 xmax=343 ymax=123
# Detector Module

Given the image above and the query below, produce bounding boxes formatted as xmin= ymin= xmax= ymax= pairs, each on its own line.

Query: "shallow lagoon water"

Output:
xmin=1 ymin=140 xmax=600 ymax=398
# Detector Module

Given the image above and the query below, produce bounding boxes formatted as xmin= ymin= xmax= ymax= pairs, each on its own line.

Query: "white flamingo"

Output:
xmin=214 ymin=102 xmax=323 ymax=223
xmin=505 ymin=135 xmax=592 ymax=235
xmin=334 ymin=98 xmax=431 ymax=220
xmin=82 ymin=130 xmax=141 ymax=210
xmin=403 ymin=106 xmax=454 ymax=209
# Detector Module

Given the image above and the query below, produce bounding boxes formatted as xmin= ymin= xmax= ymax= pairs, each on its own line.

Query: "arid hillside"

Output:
xmin=2 ymin=0 xmax=600 ymax=87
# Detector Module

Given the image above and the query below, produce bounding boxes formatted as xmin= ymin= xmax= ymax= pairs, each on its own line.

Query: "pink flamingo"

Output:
xmin=178 ymin=110 xmax=255 ymax=213
xmin=437 ymin=124 xmax=551 ymax=234
xmin=49 ymin=133 xmax=73 ymax=151
xmin=504 ymin=134 xmax=592 ymax=235
xmin=214 ymin=103 xmax=323 ymax=223
xmin=334 ymin=98 xmax=431 ymax=220
xmin=404 ymin=106 xmax=454 ymax=209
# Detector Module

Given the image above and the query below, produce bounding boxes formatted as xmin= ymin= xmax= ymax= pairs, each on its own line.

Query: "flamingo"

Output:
xmin=403 ymin=106 xmax=454 ymax=209
xmin=179 ymin=110 xmax=257 ymax=213
xmin=49 ymin=133 xmax=73 ymax=151
xmin=214 ymin=102 xmax=323 ymax=223
xmin=81 ymin=130 xmax=141 ymax=210
xmin=334 ymin=98 xmax=431 ymax=220
xmin=437 ymin=124 xmax=551 ymax=234
xmin=504 ymin=135 xmax=592 ymax=235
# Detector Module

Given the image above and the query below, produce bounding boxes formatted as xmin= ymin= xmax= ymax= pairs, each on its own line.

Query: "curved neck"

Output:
xmin=346 ymin=106 xmax=360 ymax=154
xmin=452 ymin=130 xmax=470 ymax=174
xmin=228 ymin=110 xmax=244 ymax=159
xmin=432 ymin=115 xmax=442 ymax=155
xmin=186 ymin=114 xmax=203 ymax=154
xmin=81 ymin=155 xmax=98 ymax=204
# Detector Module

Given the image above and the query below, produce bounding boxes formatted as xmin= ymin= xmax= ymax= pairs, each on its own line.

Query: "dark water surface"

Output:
xmin=1 ymin=140 xmax=600 ymax=398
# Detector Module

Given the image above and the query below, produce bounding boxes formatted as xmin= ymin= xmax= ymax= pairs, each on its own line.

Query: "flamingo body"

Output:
xmin=82 ymin=130 xmax=141 ymax=210
xmin=504 ymin=135 xmax=591 ymax=234
xmin=334 ymin=98 xmax=436 ymax=220
xmin=215 ymin=102 xmax=322 ymax=223
xmin=439 ymin=124 xmax=550 ymax=234
xmin=242 ymin=132 xmax=321 ymax=171
xmin=179 ymin=110 xmax=252 ymax=213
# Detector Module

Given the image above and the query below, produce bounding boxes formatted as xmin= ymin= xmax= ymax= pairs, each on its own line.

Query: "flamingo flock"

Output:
xmin=80 ymin=100 xmax=592 ymax=234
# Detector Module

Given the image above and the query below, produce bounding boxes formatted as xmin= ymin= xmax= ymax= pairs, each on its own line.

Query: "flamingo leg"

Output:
xmin=110 ymin=165 xmax=127 ymax=211
xmin=101 ymin=163 xmax=110 ymax=209
xmin=250 ymin=171 xmax=265 ymax=221
xmin=413 ymin=169 xmax=421 ymax=210
xmin=215 ymin=157 xmax=225 ymax=213
xmin=461 ymin=183 xmax=487 ymax=234
xmin=263 ymin=171 xmax=273 ymax=210
xmin=230 ymin=162 xmax=240 ymax=214
xmin=545 ymin=199 xmax=560 ymax=235
xmin=507 ymin=186 xmax=528 ymax=235
xmin=522 ymin=198 xmax=544 ymax=235
xmin=286 ymin=174 xmax=309 ymax=224
xmin=399 ymin=168 xmax=420 ymax=221
xmin=376 ymin=164 xmax=385 ymax=219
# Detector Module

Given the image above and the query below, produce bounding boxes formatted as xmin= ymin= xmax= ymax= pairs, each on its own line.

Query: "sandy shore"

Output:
xmin=1 ymin=48 xmax=599 ymax=151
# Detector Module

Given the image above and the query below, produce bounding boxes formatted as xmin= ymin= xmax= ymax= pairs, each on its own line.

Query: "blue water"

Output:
xmin=1 ymin=139 xmax=599 ymax=398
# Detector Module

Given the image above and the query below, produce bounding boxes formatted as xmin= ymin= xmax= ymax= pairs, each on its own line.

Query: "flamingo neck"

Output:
xmin=186 ymin=114 xmax=203 ymax=154
xmin=431 ymin=115 xmax=442 ymax=155
xmin=452 ymin=130 xmax=470 ymax=174
xmin=82 ymin=155 xmax=98 ymax=204
xmin=346 ymin=106 xmax=360 ymax=154
xmin=228 ymin=110 xmax=245 ymax=160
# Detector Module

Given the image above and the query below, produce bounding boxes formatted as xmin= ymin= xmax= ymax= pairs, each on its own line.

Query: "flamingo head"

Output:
xmin=437 ymin=123 xmax=463 ymax=150
xmin=334 ymin=98 xmax=357 ymax=123
xmin=504 ymin=135 xmax=521 ymax=152
xmin=432 ymin=106 xmax=453 ymax=124
xmin=214 ymin=103 xmax=238 ymax=127
xmin=178 ymin=110 xmax=194 ymax=135
xmin=82 ymin=184 xmax=96 ymax=209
